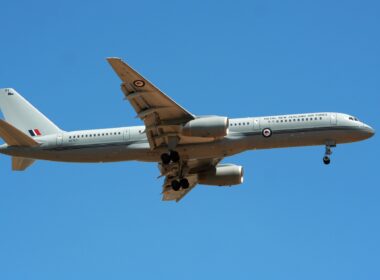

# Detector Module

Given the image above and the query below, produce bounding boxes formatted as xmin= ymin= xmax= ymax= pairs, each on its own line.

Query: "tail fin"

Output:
xmin=0 ymin=88 xmax=62 ymax=137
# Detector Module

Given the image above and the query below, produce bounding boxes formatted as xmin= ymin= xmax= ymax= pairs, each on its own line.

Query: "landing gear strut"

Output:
xmin=161 ymin=151 xmax=180 ymax=165
xmin=323 ymin=144 xmax=334 ymax=165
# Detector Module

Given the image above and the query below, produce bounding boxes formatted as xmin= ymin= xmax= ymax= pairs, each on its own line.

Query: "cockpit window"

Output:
xmin=349 ymin=116 xmax=360 ymax=121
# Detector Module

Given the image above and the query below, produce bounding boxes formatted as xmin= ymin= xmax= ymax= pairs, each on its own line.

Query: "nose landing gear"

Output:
xmin=323 ymin=144 xmax=335 ymax=165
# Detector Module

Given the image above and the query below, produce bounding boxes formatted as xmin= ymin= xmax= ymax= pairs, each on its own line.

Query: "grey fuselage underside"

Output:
xmin=0 ymin=113 xmax=374 ymax=163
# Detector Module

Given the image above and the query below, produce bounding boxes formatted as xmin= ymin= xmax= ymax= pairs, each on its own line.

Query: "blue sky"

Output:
xmin=0 ymin=0 xmax=379 ymax=279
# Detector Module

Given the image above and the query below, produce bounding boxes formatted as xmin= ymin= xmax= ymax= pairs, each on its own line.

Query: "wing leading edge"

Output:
xmin=107 ymin=57 xmax=194 ymax=150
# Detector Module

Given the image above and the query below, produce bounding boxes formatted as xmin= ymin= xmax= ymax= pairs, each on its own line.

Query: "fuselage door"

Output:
xmin=253 ymin=118 xmax=260 ymax=130
xmin=330 ymin=113 xmax=337 ymax=126
xmin=123 ymin=128 xmax=130 ymax=142
xmin=56 ymin=134 xmax=63 ymax=145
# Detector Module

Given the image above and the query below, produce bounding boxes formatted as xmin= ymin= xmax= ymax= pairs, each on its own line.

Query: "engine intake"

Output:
xmin=198 ymin=164 xmax=244 ymax=186
xmin=181 ymin=116 xmax=229 ymax=138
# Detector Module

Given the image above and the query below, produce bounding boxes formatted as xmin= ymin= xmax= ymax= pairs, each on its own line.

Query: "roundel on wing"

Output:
xmin=262 ymin=128 xmax=272 ymax=138
xmin=133 ymin=80 xmax=145 ymax=87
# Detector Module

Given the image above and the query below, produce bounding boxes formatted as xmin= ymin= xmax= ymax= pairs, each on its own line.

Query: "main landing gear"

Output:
xmin=161 ymin=150 xmax=188 ymax=191
xmin=160 ymin=151 xmax=180 ymax=165
xmin=171 ymin=178 xmax=190 ymax=191
xmin=323 ymin=144 xmax=335 ymax=165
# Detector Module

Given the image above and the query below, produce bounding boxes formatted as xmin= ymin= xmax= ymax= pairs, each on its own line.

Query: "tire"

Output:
xmin=171 ymin=180 xmax=181 ymax=191
xmin=323 ymin=156 xmax=331 ymax=165
xmin=170 ymin=151 xmax=180 ymax=163
xmin=161 ymin=153 xmax=171 ymax=165
xmin=180 ymin=178 xmax=190 ymax=189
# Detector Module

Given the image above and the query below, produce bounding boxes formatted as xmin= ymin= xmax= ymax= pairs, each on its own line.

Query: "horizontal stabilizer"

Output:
xmin=12 ymin=156 xmax=35 ymax=171
xmin=0 ymin=119 xmax=39 ymax=147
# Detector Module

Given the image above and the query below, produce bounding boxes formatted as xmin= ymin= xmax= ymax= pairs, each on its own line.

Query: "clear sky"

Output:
xmin=0 ymin=0 xmax=379 ymax=279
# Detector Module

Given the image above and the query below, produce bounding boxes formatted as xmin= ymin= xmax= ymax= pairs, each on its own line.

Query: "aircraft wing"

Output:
xmin=107 ymin=57 xmax=195 ymax=149
xmin=160 ymin=157 xmax=222 ymax=202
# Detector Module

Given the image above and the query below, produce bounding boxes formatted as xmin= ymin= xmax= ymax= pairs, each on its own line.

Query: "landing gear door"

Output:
xmin=56 ymin=134 xmax=63 ymax=146
xmin=330 ymin=113 xmax=337 ymax=126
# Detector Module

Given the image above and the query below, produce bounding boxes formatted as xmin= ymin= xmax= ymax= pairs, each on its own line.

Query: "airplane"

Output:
xmin=0 ymin=58 xmax=375 ymax=202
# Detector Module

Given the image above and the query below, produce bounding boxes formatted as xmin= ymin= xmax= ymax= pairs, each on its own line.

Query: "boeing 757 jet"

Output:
xmin=0 ymin=58 xmax=375 ymax=201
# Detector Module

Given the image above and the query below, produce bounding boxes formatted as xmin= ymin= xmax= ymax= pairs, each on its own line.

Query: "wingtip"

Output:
xmin=106 ymin=57 xmax=121 ymax=62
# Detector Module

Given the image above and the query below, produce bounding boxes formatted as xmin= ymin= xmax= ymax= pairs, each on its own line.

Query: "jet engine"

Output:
xmin=181 ymin=116 xmax=229 ymax=138
xmin=198 ymin=164 xmax=244 ymax=186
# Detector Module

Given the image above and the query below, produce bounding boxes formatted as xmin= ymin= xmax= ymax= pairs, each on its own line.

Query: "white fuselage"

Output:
xmin=0 ymin=112 xmax=374 ymax=163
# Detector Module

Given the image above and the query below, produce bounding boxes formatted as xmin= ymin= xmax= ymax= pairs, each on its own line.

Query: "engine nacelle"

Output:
xmin=181 ymin=116 xmax=229 ymax=138
xmin=198 ymin=164 xmax=244 ymax=186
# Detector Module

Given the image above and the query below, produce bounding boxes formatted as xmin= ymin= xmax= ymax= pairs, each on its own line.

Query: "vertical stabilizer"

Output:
xmin=0 ymin=88 xmax=62 ymax=137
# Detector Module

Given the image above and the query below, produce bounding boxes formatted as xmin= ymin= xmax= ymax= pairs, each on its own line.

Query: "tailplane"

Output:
xmin=0 ymin=120 xmax=38 ymax=171
xmin=12 ymin=157 xmax=35 ymax=171
xmin=0 ymin=120 xmax=39 ymax=146
xmin=0 ymin=88 xmax=62 ymax=137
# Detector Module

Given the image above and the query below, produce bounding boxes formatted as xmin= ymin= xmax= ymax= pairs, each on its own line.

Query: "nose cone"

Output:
xmin=362 ymin=125 xmax=375 ymax=139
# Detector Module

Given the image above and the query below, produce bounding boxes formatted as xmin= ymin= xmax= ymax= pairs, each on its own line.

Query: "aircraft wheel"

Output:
xmin=161 ymin=153 xmax=171 ymax=165
xmin=323 ymin=156 xmax=331 ymax=165
xmin=170 ymin=151 xmax=180 ymax=163
xmin=180 ymin=178 xmax=190 ymax=189
xmin=171 ymin=180 xmax=181 ymax=191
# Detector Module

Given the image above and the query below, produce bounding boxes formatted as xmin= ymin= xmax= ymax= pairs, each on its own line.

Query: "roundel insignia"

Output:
xmin=133 ymin=80 xmax=145 ymax=88
xmin=262 ymin=128 xmax=272 ymax=138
